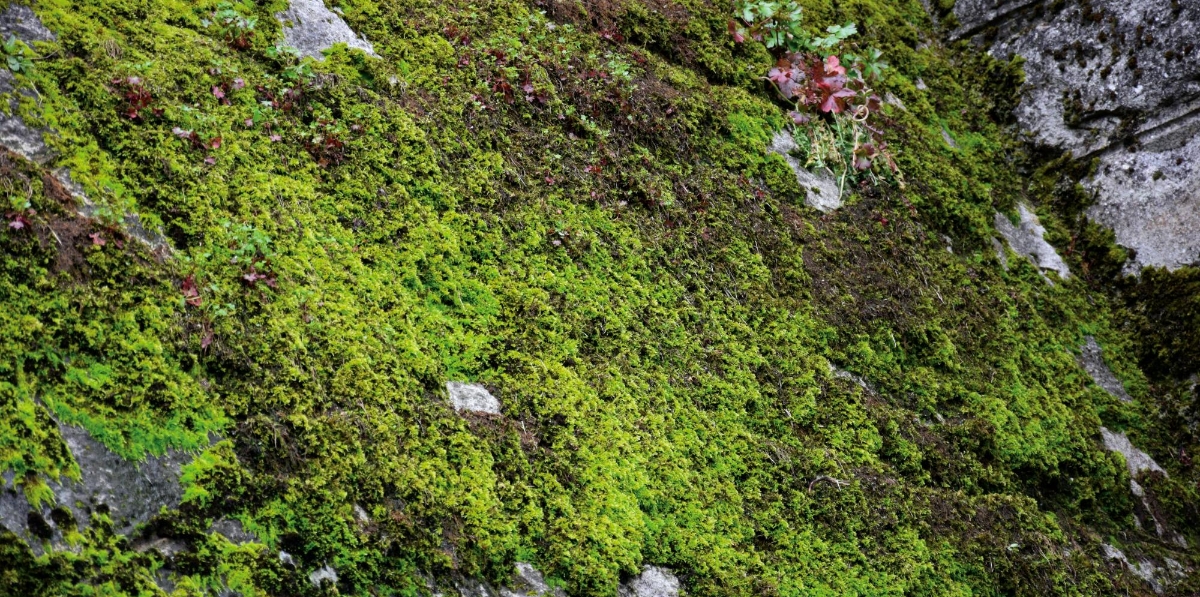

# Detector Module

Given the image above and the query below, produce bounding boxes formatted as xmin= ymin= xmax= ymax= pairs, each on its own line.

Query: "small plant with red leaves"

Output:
xmin=5 ymin=209 xmax=33 ymax=231
xmin=303 ymin=118 xmax=351 ymax=167
xmin=171 ymin=105 xmax=223 ymax=160
xmin=204 ymin=2 xmax=258 ymax=50
xmin=110 ymin=76 xmax=159 ymax=121
xmin=731 ymin=1 xmax=898 ymax=185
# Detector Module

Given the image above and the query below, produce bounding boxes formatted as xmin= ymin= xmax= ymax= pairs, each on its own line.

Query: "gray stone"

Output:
xmin=828 ymin=362 xmax=871 ymax=392
xmin=446 ymin=381 xmax=502 ymax=415
xmin=275 ymin=0 xmax=377 ymax=61
xmin=993 ymin=204 xmax=1071 ymax=279
xmin=768 ymin=130 xmax=842 ymax=212
xmin=455 ymin=576 xmax=496 ymax=597
xmin=0 ymin=6 xmax=55 ymax=164
xmin=498 ymin=562 xmax=565 ymax=597
xmin=950 ymin=0 xmax=1200 ymax=272
xmin=940 ymin=126 xmax=958 ymax=149
xmin=992 ymin=237 xmax=1009 ymax=269
xmin=619 ymin=566 xmax=680 ymax=597
xmin=53 ymin=425 xmax=192 ymax=535
xmin=1099 ymin=427 xmax=1166 ymax=479
xmin=0 ymin=4 xmax=56 ymax=45
xmin=0 ymin=99 xmax=53 ymax=163
xmin=0 ymin=425 xmax=195 ymax=550
xmin=1102 ymin=543 xmax=1164 ymax=593
xmin=209 ymin=517 xmax=257 ymax=544
xmin=309 ymin=563 xmax=339 ymax=587
xmin=1077 ymin=336 xmax=1133 ymax=402
xmin=353 ymin=503 xmax=371 ymax=524
xmin=279 ymin=550 xmax=296 ymax=567
xmin=1084 ymin=131 xmax=1200 ymax=271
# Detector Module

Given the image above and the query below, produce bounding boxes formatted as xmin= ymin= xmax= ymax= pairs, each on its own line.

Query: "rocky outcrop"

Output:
xmin=1102 ymin=543 xmax=1187 ymax=595
xmin=618 ymin=566 xmax=680 ymax=597
xmin=993 ymin=204 xmax=1071 ymax=280
xmin=1077 ymin=336 xmax=1133 ymax=402
xmin=440 ymin=563 xmax=567 ymax=597
xmin=498 ymin=563 xmax=567 ymax=597
xmin=275 ymin=0 xmax=377 ymax=61
xmin=0 ymin=425 xmax=194 ymax=551
xmin=446 ymin=381 xmax=503 ymax=415
xmin=768 ymin=130 xmax=843 ymax=212
xmin=1099 ymin=427 xmax=1166 ymax=480
xmin=1098 ymin=427 xmax=1187 ymax=548
xmin=0 ymin=4 xmax=56 ymax=164
xmin=0 ymin=7 xmax=172 ymax=256
xmin=952 ymin=0 xmax=1200 ymax=271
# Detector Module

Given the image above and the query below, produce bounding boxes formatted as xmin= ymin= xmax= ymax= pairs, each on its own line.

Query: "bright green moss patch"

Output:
xmin=0 ymin=0 xmax=1195 ymax=595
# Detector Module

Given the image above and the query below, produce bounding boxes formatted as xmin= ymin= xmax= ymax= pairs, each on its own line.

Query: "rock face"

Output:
xmin=993 ymin=204 xmax=1071 ymax=279
xmin=497 ymin=562 xmax=566 ymax=597
xmin=1098 ymin=427 xmax=1189 ymax=550
xmin=1099 ymin=427 xmax=1166 ymax=479
xmin=953 ymin=0 xmax=1200 ymax=271
xmin=275 ymin=0 xmax=377 ymax=61
xmin=1077 ymin=336 xmax=1133 ymax=402
xmin=1085 ymin=133 xmax=1200 ymax=271
xmin=1102 ymin=544 xmax=1187 ymax=595
xmin=309 ymin=563 xmax=339 ymax=588
xmin=618 ymin=567 xmax=680 ymax=597
xmin=0 ymin=425 xmax=193 ymax=549
xmin=768 ymin=130 xmax=842 ymax=212
xmin=446 ymin=563 xmax=566 ymax=597
xmin=0 ymin=4 xmax=56 ymax=163
xmin=446 ymin=381 xmax=503 ymax=415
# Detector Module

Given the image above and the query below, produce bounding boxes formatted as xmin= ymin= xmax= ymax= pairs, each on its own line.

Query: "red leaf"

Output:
xmin=728 ymin=21 xmax=745 ymax=43
xmin=201 ymin=328 xmax=214 ymax=349
xmin=209 ymin=136 xmax=222 ymax=149
xmin=7 ymin=213 xmax=29 ymax=230
xmin=89 ymin=232 xmax=106 ymax=246
xmin=212 ymin=86 xmax=225 ymax=100
xmin=182 ymin=274 xmax=203 ymax=306
xmin=824 ymin=55 xmax=846 ymax=77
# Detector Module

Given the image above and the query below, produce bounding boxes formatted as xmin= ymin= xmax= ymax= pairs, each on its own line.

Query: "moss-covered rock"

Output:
xmin=0 ymin=0 xmax=1195 ymax=595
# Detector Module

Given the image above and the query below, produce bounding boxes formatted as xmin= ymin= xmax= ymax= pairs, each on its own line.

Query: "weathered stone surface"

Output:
xmin=0 ymin=5 xmax=55 ymax=163
xmin=951 ymin=0 xmax=1200 ymax=271
xmin=1101 ymin=543 xmax=1186 ymax=594
xmin=993 ymin=204 xmax=1070 ymax=279
xmin=1077 ymin=336 xmax=1132 ymax=402
xmin=309 ymin=563 xmax=339 ymax=587
xmin=446 ymin=381 xmax=502 ymax=415
xmin=455 ymin=576 xmax=495 ymax=597
xmin=1084 ymin=131 xmax=1200 ymax=271
xmin=275 ymin=0 xmax=377 ymax=61
xmin=209 ymin=517 xmax=257 ymax=544
xmin=0 ymin=4 xmax=55 ymax=45
xmin=768 ymin=130 xmax=842 ymax=212
xmin=1099 ymin=427 xmax=1166 ymax=479
xmin=618 ymin=566 xmax=680 ymax=597
xmin=0 ymin=425 xmax=194 ymax=548
xmin=498 ymin=562 xmax=566 ymax=597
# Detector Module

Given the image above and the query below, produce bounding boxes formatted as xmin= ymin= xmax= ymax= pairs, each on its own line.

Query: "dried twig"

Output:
xmin=808 ymin=475 xmax=848 ymax=491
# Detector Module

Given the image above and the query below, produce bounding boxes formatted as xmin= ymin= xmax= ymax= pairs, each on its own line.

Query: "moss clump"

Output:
xmin=0 ymin=0 xmax=1194 ymax=595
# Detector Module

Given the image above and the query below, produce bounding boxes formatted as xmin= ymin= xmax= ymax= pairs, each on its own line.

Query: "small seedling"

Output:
xmin=2 ymin=36 xmax=34 ymax=73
